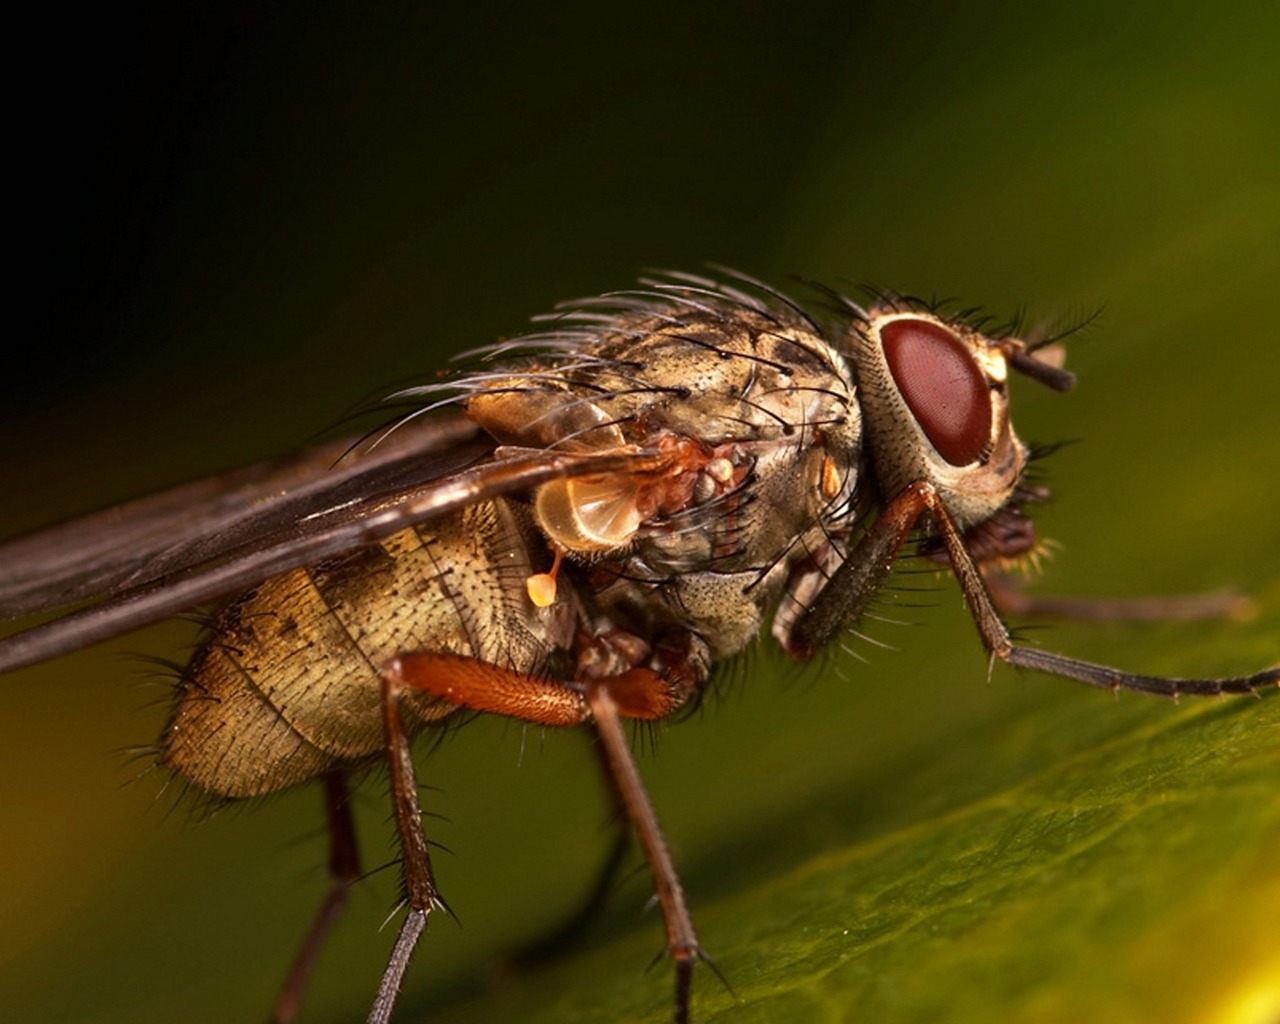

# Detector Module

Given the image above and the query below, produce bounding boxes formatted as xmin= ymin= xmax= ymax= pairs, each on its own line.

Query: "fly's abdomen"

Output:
xmin=162 ymin=499 xmax=566 ymax=798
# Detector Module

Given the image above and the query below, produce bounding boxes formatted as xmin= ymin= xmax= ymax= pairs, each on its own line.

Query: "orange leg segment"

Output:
xmin=383 ymin=651 xmax=690 ymax=726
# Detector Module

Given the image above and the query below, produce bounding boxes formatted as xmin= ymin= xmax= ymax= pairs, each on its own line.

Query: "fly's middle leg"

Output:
xmin=367 ymin=669 xmax=450 ymax=1024
xmin=382 ymin=649 xmax=711 ymax=1022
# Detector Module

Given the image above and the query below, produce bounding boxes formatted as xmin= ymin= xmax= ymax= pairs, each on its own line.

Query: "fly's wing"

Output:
xmin=0 ymin=413 xmax=673 ymax=674
xmin=0 ymin=415 xmax=485 ymax=616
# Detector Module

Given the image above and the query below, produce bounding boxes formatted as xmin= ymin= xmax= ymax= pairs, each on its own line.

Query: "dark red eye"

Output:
xmin=880 ymin=317 xmax=991 ymax=466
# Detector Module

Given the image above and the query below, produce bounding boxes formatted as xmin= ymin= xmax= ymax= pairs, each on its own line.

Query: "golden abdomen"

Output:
xmin=162 ymin=500 xmax=565 ymax=798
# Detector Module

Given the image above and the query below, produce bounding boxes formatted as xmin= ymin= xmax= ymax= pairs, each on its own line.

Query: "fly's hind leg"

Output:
xmin=272 ymin=770 xmax=361 ymax=1024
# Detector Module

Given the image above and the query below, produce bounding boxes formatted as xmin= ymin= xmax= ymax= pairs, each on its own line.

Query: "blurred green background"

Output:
xmin=2 ymin=3 xmax=1277 ymax=1023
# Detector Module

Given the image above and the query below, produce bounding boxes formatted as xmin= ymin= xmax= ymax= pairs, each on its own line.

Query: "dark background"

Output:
xmin=2 ymin=4 xmax=1277 ymax=1022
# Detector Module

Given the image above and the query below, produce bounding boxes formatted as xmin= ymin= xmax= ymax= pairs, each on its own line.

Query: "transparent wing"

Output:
xmin=0 ymin=413 xmax=671 ymax=673
xmin=0 ymin=416 xmax=483 ymax=616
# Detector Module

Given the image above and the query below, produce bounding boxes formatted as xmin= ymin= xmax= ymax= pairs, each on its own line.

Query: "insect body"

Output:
xmin=0 ymin=271 xmax=1274 ymax=1023
xmin=165 ymin=291 xmax=862 ymax=800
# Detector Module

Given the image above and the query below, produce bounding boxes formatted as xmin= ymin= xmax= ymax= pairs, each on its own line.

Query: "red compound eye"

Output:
xmin=880 ymin=318 xmax=991 ymax=466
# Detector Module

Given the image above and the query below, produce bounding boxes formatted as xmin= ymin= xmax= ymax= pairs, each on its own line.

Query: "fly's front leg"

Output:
xmin=785 ymin=481 xmax=935 ymax=660
xmin=272 ymin=771 xmax=361 ymax=1024
xmin=787 ymin=481 xmax=1278 ymax=697
xmin=368 ymin=668 xmax=449 ymax=1024
xmin=922 ymin=487 xmax=1279 ymax=696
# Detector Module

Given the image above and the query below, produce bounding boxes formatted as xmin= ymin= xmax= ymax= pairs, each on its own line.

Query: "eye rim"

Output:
xmin=879 ymin=316 xmax=994 ymax=467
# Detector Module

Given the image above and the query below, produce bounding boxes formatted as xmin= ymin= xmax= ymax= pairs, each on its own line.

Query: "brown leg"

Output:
xmin=383 ymin=651 xmax=706 ymax=1021
xmin=922 ymin=486 xmax=1276 ymax=695
xmin=587 ymin=685 xmax=703 ymax=1024
xmin=789 ymin=481 xmax=1277 ymax=697
xmin=384 ymin=651 xmax=689 ymax=724
xmin=271 ymin=771 xmax=361 ymax=1024
xmin=785 ymin=480 xmax=932 ymax=660
xmin=367 ymin=670 xmax=448 ymax=1024
xmin=383 ymin=651 xmax=589 ymax=725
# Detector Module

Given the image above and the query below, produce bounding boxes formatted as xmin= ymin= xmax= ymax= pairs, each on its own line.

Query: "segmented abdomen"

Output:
xmin=162 ymin=500 xmax=565 ymax=798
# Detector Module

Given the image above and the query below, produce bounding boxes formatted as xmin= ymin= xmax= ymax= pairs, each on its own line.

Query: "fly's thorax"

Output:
xmin=848 ymin=309 xmax=1028 ymax=528
xmin=162 ymin=499 xmax=573 ymax=798
xmin=468 ymin=302 xmax=861 ymax=560
xmin=463 ymin=298 xmax=864 ymax=671
xmin=466 ymin=305 xmax=857 ymax=448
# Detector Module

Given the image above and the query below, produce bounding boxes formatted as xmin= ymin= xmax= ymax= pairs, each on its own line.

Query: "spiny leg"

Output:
xmin=790 ymin=480 xmax=1278 ymax=697
xmin=272 ymin=770 xmax=361 ymax=1024
xmin=384 ymin=650 xmax=706 ymax=1021
xmin=367 ymin=670 xmax=447 ymax=1024
xmin=587 ymin=685 xmax=703 ymax=1024
xmin=924 ymin=487 xmax=1278 ymax=695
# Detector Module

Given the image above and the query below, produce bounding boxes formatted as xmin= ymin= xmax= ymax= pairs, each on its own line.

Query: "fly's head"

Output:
xmin=846 ymin=304 xmax=1074 ymax=537
xmin=772 ymin=301 xmax=1078 ymax=658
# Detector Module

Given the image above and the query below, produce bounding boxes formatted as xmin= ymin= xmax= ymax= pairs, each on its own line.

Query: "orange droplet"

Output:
xmin=526 ymin=573 xmax=557 ymax=607
xmin=525 ymin=547 xmax=564 ymax=607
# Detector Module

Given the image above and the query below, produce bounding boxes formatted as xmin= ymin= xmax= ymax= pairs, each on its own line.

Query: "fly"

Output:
xmin=0 ymin=269 xmax=1275 ymax=1024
